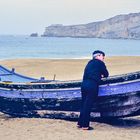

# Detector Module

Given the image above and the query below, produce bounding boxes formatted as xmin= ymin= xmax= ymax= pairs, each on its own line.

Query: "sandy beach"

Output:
xmin=0 ymin=56 xmax=140 ymax=140
xmin=0 ymin=56 xmax=140 ymax=80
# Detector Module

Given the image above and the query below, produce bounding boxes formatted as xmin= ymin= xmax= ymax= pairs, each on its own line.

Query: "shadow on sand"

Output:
xmin=0 ymin=111 xmax=140 ymax=128
xmin=92 ymin=117 xmax=140 ymax=128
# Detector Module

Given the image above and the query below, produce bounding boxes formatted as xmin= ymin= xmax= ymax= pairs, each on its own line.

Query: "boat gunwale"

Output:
xmin=0 ymin=78 xmax=139 ymax=89
xmin=0 ymin=70 xmax=140 ymax=84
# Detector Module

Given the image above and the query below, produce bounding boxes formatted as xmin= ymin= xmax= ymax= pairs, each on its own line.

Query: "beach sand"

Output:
xmin=0 ymin=56 xmax=140 ymax=140
xmin=0 ymin=56 xmax=140 ymax=80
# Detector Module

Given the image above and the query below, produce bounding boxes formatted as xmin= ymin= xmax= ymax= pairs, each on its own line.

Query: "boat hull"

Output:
xmin=0 ymin=80 xmax=140 ymax=118
xmin=0 ymin=67 xmax=140 ymax=118
xmin=0 ymin=91 xmax=140 ymax=118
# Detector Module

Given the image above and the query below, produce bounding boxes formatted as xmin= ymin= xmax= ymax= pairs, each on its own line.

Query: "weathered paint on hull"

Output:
xmin=0 ymin=80 xmax=139 ymax=98
xmin=0 ymin=90 xmax=140 ymax=118
xmin=0 ymin=96 xmax=140 ymax=118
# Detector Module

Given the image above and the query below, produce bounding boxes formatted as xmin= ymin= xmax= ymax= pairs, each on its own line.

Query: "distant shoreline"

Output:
xmin=0 ymin=56 xmax=140 ymax=61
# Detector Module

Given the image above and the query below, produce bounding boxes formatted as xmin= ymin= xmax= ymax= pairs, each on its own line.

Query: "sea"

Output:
xmin=0 ymin=35 xmax=140 ymax=60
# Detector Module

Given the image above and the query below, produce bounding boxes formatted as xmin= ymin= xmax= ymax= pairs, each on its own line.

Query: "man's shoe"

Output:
xmin=77 ymin=125 xmax=82 ymax=128
xmin=82 ymin=126 xmax=93 ymax=130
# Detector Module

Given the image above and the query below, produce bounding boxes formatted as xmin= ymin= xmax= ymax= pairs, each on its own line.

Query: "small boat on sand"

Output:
xmin=0 ymin=65 xmax=140 ymax=118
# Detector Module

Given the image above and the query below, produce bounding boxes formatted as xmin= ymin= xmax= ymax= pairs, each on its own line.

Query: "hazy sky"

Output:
xmin=0 ymin=0 xmax=140 ymax=35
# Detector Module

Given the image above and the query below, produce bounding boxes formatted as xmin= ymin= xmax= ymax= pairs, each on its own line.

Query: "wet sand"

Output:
xmin=0 ymin=56 xmax=140 ymax=140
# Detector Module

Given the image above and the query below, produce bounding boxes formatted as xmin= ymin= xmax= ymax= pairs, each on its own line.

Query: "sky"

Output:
xmin=0 ymin=0 xmax=140 ymax=35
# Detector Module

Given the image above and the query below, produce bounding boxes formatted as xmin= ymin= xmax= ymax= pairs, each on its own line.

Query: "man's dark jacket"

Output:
xmin=82 ymin=59 xmax=109 ymax=90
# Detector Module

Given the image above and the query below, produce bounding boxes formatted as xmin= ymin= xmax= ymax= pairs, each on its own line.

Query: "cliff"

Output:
xmin=42 ymin=12 xmax=140 ymax=39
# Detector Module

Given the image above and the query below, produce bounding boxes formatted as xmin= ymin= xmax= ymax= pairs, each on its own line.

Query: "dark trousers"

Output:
xmin=77 ymin=80 xmax=98 ymax=127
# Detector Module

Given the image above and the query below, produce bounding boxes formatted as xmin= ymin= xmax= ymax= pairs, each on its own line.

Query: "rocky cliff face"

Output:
xmin=42 ymin=13 xmax=140 ymax=39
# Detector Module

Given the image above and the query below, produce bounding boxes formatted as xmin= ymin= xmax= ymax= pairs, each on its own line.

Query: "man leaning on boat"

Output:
xmin=77 ymin=50 xmax=109 ymax=130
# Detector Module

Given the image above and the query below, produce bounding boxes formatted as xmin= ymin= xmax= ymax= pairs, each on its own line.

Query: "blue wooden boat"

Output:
xmin=0 ymin=65 xmax=140 ymax=118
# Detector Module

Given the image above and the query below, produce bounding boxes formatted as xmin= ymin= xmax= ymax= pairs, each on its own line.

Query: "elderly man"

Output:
xmin=77 ymin=50 xmax=109 ymax=130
